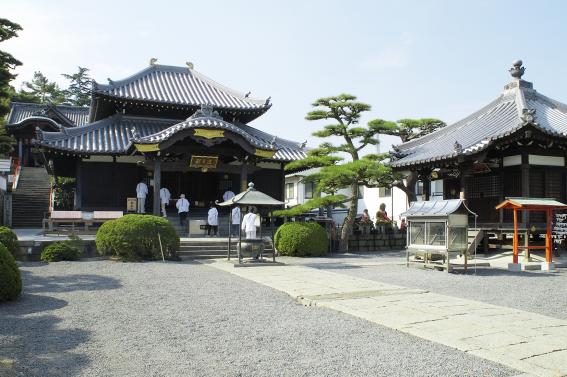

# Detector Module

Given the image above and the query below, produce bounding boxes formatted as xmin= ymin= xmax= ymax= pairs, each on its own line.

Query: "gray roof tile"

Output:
xmin=391 ymin=77 xmax=567 ymax=168
xmin=7 ymin=102 xmax=90 ymax=126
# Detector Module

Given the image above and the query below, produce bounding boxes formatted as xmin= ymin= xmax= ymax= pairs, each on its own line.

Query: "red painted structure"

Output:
xmin=495 ymin=198 xmax=567 ymax=264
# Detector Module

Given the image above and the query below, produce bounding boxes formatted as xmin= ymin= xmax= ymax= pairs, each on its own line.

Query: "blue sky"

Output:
xmin=4 ymin=0 xmax=567 ymax=151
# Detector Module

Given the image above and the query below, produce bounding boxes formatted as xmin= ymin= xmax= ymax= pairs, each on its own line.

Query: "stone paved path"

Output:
xmin=210 ymin=261 xmax=567 ymax=377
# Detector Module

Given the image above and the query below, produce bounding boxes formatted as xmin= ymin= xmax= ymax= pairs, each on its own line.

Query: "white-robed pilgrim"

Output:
xmin=207 ymin=207 xmax=219 ymax=226
xmin=231 ymin=207 xmax=241 ymax=225
xmin=222 ymin=190 xmax=235 ymax=202
xmin=159 ymin=187 xmax=171 ymax=203
xmin=136 ymin=182 xmax=148 ymax=198
xmin=176 ymin=196 xmax=190 ymax=213
xmin=241 ymin=211 xmax=257 ymax=239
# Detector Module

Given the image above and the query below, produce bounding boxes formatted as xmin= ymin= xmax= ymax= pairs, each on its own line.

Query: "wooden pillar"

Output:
xmin=546 ymin=208 xmax=552 ymax=263
xmin=17 ymin=140 xmax=23 ymax=162
xmin=521 ymin=153 xmax=530 ymax=225
xmin=513 ymin=208 xmax=518 ymax=264
xmin=74 ymin=160 xmax=82 ymax=210
xmin=240 ymin=161 xmax=248 ymax=192
xmin=422 ymin=178 xmax=431 ymax=201
xmin=153 ymin=159 xmax=161 ymax=216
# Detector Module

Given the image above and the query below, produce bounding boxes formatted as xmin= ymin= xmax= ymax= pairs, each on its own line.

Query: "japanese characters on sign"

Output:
xmin=190 ymin=155 xmax=218 ymax=169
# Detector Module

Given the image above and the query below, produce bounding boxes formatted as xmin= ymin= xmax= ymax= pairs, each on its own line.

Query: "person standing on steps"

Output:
xmin=176 ymin=194 xmax=190 ymax=227
xmin=159 ymin=187 xmax=171 ymax=217
xmin=231 ymin=206 xmax=241 ymax=237
xmin=207 ymin=202 xmax=219 ymax=237
xmin=222 ymin=190 xmax=235 ymax=202
xmin=136 ymin=180 xmax=148 ymax=214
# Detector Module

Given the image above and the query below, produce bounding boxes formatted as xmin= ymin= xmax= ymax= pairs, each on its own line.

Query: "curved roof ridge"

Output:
xmin=397 ymin=94 xmax=512 ymax=151
xmin=92 ymin=64 xmax=269 ymax=109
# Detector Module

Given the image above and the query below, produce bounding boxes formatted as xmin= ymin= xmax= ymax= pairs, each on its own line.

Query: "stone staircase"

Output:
xmin=12 ymin=167 xmax=51 ymax=228
xmin=467 ymin=228 xmax=484 ymax=255
xmin=178 ymin=238 xmax=275 ymax=259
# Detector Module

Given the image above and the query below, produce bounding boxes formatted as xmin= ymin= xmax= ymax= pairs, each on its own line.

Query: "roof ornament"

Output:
xmin=189 ymin=104 xmax=222 ymax=120
xmin=298 ymin=140 xmax=307 ymax=149
xmin=521 ymin=108 xmax=537 ymax=125
xmin=270 ymin=135 xmax=277 ymax=146
xmin=244 ymin=91 xmax=251 ymax=98
xmin=509 ymin=59 xmax=525 ymax=79
xmin=265 ymin=96 xmax=271 ymax=106
xmin=107 ymin=78 xmax=114 ymax=85
xmin=454 ymin=141 xmax=463 ymax=154
xmin=248 ymin=182 xmax=256 ymax=191
xmin=149 ymin=58 xmax=158 ymax=66
xmin=186 ymin=61 xmax=194 ymax=69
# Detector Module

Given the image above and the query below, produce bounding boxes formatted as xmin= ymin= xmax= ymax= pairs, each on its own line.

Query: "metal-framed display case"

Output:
xmin=401 ymin=199 xmax=469 ymax=272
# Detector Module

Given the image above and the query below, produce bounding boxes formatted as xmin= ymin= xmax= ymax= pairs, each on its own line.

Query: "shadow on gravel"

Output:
xmin=0 ymin=313 xmax=90 ymax=377
xmin=21 ymin=270 xmax=122 ymax=293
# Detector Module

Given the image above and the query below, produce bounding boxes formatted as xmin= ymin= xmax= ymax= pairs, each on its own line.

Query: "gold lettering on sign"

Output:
xmin=190 ymin=155 xmax=219 ymax=169
xmin=134 ymin=143 xmax=160 ymax=152
xmin=255 ymin=149 xmax=277 ymax=158
xmin=193 ymin=129 xmax=225 ymax=139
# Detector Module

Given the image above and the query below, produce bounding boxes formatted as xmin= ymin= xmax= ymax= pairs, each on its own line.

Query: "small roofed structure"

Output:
xmin=495 ymin=198 xmax=567 ymax=271
xmin=402 ymin=199 xmax=471 ymax=272
xmin=217 ymin=182 xmax=284 ymax=264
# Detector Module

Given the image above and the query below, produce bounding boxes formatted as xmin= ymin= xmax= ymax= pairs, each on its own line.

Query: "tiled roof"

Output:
xmin=391 ymin=67 xmax=567 ymax=168
xmin=93 ymin=64 xmax=270 ymax=112
xmin=36 ymin=114 xmax=307 ymax=161
xmin=7 ymin=102 xmax=90 ymax=126
xmin=36 ymin=115 xmax=176 ymax=154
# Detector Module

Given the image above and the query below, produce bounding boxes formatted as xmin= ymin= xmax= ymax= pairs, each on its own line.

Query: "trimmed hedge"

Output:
xmin=0 ymin=243 xmax=22 ymax=302
xmin=41 ymin=241 xmax=81 ymax=262
xmin=0 ymin=226 xmax=19 ymax=256
xmin=274 ymin=221 xmax=328 ymax=257
xmin=96 ymin=214 xmax=179 ymax=261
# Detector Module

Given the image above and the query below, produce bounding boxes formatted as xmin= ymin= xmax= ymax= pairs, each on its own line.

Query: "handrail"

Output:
xmin=11 ymin=157 xmax=21 ymax=190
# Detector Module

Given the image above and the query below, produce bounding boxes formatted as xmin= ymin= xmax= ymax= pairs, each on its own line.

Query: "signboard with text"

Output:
xmin=189 ymin=155 xmax=218 ymax=170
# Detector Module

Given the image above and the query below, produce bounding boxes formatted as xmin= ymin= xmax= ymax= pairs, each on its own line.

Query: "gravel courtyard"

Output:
xmin=0 ymin=260 xmax=519 ymax=377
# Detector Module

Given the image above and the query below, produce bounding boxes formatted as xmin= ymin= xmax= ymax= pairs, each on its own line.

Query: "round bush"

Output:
xmin=274 ymin=221 xmax=328 ymax=257
xmin=96 ymin=214 xmax=179 ymax=261
xmin=0 ymin=243 xmax=22 ymax=302
xmin=41 ymin=242 xmax=81 ymax=262
xmin=0 ymin=226 xmax=19 ymax=256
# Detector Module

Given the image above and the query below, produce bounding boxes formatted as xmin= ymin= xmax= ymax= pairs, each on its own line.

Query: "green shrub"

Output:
xmin=41 ymin=241 xmax=81 ymax=262
xmin=0 ymin=243 xmax=22 ymax=302
xmin=96 ymin=214 xmax=179 ymax=261
xmin=0 ymin=226 xmax=19 ymax=256
xmin=274 ymin=221 xmax=328 ymax=257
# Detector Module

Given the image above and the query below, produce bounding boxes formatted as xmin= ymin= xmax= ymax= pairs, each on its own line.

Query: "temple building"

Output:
xmin=5 ymin=62 xmax=306 ymax=224
xmin=391 ymin=60 xmax=567 ymax=228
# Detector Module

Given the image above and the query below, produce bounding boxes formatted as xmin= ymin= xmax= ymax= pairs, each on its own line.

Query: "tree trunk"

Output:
xmin=338 ymin=183 xmax=359 ymax=251
xmin=395 ymin=171 xmax=418 ymax=204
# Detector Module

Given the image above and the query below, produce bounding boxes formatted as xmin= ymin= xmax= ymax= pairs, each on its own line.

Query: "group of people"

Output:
xmin=135 ymin=182 xmax=259 ymax=238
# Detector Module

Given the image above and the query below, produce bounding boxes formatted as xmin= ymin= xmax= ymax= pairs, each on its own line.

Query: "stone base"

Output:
xmin=541 ymin=262 xmax=555 ymax=271
xmin=508 ymin=263 xmax=522 ymax=271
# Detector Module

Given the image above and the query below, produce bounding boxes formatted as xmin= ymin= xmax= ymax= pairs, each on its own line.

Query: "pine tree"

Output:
xmin=371 ymin=118 xmax=446 ymax=202
xmin=20 ymin=71 xmax=66 ymax=104
xmin=62 ymin=66 xmax=91 ymax=106
xmin=0 ymin=18 xmax=22 ymax=156
xmin=285 ymin=94 xmax=396 ymax=251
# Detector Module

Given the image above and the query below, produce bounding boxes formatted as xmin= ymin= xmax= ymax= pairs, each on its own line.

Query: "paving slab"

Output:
xmin=209 ymin=260 xmax=567 ymax=377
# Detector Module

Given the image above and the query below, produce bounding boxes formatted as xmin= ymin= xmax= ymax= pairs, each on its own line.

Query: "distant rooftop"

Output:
xmin=6 ymin=102 xmax=90 ymax=127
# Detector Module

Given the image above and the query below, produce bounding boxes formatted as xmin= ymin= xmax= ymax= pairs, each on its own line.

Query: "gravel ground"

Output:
xmin=282 ymin=252 xmax=567 ymax=321
xmin=0 ymin=260 xmax=518 ymax=377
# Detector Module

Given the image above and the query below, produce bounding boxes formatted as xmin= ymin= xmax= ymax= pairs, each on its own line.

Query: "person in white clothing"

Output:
xmin=176 ymin=194 xmax=190 ymax=226
xmin=159 ymin=187 xmax=171 ymax=217
xmin=136 ymin=181 xmax=148 ymax=213
xmin=241 ymin=207 xmax=257 ymax=239
xmin=207 ymin=202 xmax=219 ymax=237
xmin=231 ymin=206 xmax=241 ymax=236
xmin=222 ymin=190 xmax=235 ymax=202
